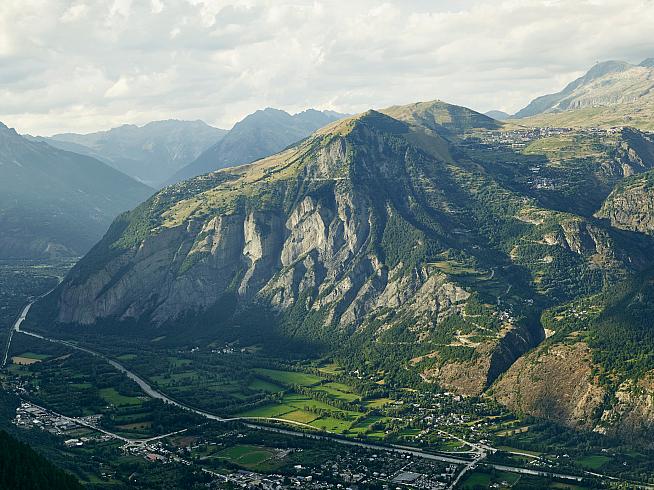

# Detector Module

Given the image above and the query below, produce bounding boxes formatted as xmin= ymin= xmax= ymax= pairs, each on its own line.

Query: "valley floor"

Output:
xmin=1 ymin=260 xmax=653 ymax=489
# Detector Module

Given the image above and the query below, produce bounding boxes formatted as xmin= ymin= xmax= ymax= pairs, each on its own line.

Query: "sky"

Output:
xmin=1 ymin=0 xmax=654 ymax=136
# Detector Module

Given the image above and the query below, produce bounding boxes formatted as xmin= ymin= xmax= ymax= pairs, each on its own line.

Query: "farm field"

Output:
xmin=460 ymin=469 xmax=520 ymax=489
xmin=99 ymin=388 xmax=142 ymax=407
xmin=575 ymin=454 xmax=611 ymax=471
xmin=213 ymin=444 xmax=284 ymax=472
xmin=253 ymin=368 xmax=322 ymax=386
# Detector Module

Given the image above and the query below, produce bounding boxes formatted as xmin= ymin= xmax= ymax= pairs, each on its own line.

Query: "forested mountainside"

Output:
xmin=167 ymin=108 xmax=345 ymax=184
xmin=29 ymin=100 xmax=654 ymax=442
xmin=0 ymin=122 xmax=153 ymax=259
xmin=0 ymin=430 xmax=83 ymax=490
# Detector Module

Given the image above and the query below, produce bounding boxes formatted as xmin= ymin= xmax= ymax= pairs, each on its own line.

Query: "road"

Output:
xmin=5 ymin=299 xmax=591 ymax=485
xmin=1 ymin=302 xmax=31 ymax=367
xmin=2 ymin=279 xmax=62 ymax=368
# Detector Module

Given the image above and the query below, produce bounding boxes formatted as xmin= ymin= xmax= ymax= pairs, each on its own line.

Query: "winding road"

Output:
xmin=3 ymin=298 xmax=591 ymax=486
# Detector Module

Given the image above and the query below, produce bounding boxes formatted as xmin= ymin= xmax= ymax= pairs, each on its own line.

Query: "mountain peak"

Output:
xmin=382 ymin=99 xmax=501 ymax=133
xmin=639 ymin=57 xmax=654 ymax=67
xmin=515 ymin=59 xmax=646 ymax=119
xmin=584 ymin=60 xmax=633 ymax=79
xmin=0 ymin=121 xmax=18 ymax=136
xmin=484 ymin=110 xmax=510 ymax=121
xmin=167 ymin=108 xmax=345 ymax=184
xmin=317 ymin=109 xmax=408 ymax=138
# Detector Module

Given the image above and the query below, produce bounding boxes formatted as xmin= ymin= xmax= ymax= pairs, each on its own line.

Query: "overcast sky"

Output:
xmin=1 ymin=0 xmax=653 ymax=135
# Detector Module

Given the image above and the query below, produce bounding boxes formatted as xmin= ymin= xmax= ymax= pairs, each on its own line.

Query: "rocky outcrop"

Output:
xmin=596 ymin=373 xmax=654 ymax=441
xmin=493 ymin=341 xmax=654 ymax=444
xmin=422 ymin=321 xmax=544 ymax=396
xmin=597 ymin=171 xmax=654 ymax=235
xmin=493 ymin=342 xmax=606 ymax=430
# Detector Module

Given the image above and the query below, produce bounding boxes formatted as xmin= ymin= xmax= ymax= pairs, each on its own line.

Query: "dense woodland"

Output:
xmin=0 ymin=429 xmax=83 ymax=490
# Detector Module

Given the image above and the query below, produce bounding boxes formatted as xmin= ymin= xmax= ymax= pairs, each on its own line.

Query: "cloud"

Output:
xmin=0 ymin=0 xmax=653 ymax=135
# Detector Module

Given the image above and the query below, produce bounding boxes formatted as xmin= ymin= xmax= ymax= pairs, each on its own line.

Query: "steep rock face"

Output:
xmin=597 ymin=171 xmax=654 ymax=235
xmin=421 ymin=321 xmax=544 ymax=396
xmin=494 ymin=341 xmax=654 ymax=443
xmin=55 ymin=120 xmax=482 ymax=341
xmin=596 ymin=374 xmax=654 ymax=440
xmin=493 ymin=342 xmax=606 ymax=430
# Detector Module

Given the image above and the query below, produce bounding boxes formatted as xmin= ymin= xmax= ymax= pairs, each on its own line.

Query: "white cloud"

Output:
xmin=0 ymin=0 xmax=653 ymax=135
xmin=60 ymin=4 xmax=89 ymax=23
xmin=104 ymin=77 xmax=130 ymax=98
xmin=151 ymin=0 xmax=164 ymax=14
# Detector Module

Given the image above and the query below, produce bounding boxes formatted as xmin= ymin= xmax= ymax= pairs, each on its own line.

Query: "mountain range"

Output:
xmin=511 ymin=58 xmax=654 ymax=130
xmin=166 ymin=108 xmax=345 ymax=185
xmin=0 ymin=122 xmax=153 ymax=259
xmin=29 ymin=97 xmax=654 ymax=442
xmin=36 ymin=120 xmax=227 ymax=188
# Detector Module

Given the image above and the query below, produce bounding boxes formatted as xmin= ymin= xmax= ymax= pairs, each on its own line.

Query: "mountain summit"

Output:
xmin=514 ymin=58 xmax=654 ymax=129
xmin=515 ymin=60 xmax=634 ymax=118
xmin=166 ymin=108 xmax=345 ymax=185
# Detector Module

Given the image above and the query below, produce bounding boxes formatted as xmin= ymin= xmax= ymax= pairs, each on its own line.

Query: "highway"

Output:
xmin=1 ymin=302 xmax=31 ymax=367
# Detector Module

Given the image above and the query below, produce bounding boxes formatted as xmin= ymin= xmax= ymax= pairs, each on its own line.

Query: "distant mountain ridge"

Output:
xmin=515 ymin=60 xmax=635 ymax=118
xmin=39 ymin=120 xmax=226 ymax=187
xmin=0 ymin=121 xmax=152 ymax=259
xmin=513 ymin=58 xmax=654 ymax=129
xmin=167 ymin=108 xmax=346 ymax=184
xmin=484 ymin=110 xmax=510 ymax=121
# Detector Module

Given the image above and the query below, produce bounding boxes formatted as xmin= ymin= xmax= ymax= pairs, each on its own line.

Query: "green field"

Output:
xmin=575 ymin=454 xmax=611 ymax=470
xmin=434 ymin=439 xmax=466 ymax=451
xmin=236 ymin=392 xmax=364 ymax=432
xmin=13 ymin=352 xmax=52 ymax=362
xmin=99 ymin=388 xmax=142 ymax=406
xmin=461 ymin=470 xmax=520 ymax=489
xmin=237 ymin=403 xmax=295 ymax=418
xmin=315 ymin=382 xmax=360 ymax=401
xmin=278 ymin=410 xmax=319 ymax=424
xmin=317 ymin=362 xmax=343 ymax=375
xmin=309 ymin=416 xmax=352 ymax=432
xmin=247 ymin=378 xmax=283 ymax=392
xmin=366 ymin=397 xmax=393 ymax=409
xmin=214 ymin=444 xmax=281 ymax=471
xmin=253 ymin=368 xmax=322 ymax=386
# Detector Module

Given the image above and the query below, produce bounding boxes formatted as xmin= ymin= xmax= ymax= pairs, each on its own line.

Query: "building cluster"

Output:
xmin=198 ymin=451 xmax=460 ymax=489
xmin=469 ymin=126 xmax=620 ymax=151
xmin=13 ymin=401 xmax=108 ymax=444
